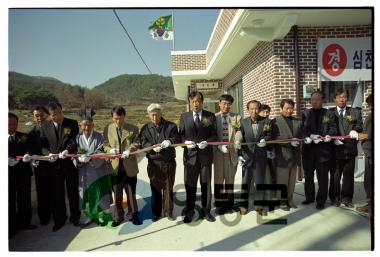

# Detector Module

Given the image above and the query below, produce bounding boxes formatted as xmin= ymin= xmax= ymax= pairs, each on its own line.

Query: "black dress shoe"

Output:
xmin=70 ymin=219 xmax=80 ymax=226
xmin=79 ymin=221 xmax=93 ymax=228
xmin=204 ymin=212 xmax=216 ymax=222
xmin=152 ymin=215 xmax=162 ymax=222
xmin=52 ymin=223 xmax=65 ymax=232
xmin=343 ymin=202 xmax=354 ymax=208
xmin=216 ymin=207 xmax=227 ymax=215
xmin=302 ymin=200 xmax=314 ymax=205
xmin=316 ymin=204 xmax=325 ymax=210
xmin=132 ymin=216 xmax=142 ymax=225
xmin=111 ymin=221 xmax=121 ymax=227
xmin=183 ymin=211 xmax=194 ymax=223
xmin=281 ymin=206 xmax=290 ymax=211
xmin=332 ymin=201 xmax=341 ymax=207
xmin=21 ymin=224 xmax=37 ymax=230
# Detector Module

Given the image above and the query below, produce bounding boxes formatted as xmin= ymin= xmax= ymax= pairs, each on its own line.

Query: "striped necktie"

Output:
xmin=222 ymin=115 xmax=229 ymax=142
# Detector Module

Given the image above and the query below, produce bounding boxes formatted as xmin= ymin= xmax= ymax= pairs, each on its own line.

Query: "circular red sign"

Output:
xmin=322 ymin=43 xmax=347 ymax=77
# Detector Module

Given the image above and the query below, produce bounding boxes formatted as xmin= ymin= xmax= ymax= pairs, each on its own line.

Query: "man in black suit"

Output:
xmin=330 ymin=89 xmax=363 ymax=208
xmin=27 ymin=106 xmax=53 ymax=226
xmin=301 ymin=90 xmax=338 ymax=210
xmin=8 ymin=113 xmax=36 ymax=238
xmin=40 ymin=102 xmax=80 ymax=231
xmin=179 ymin=91 xmax=217 ymax=223
xmin=237 ymin=100 xmax=274 ymax=216
xmin=140 ymin=103 xmax=180 ymax=221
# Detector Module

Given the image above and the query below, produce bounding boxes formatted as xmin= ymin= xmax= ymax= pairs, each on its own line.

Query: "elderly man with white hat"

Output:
xmin=139 ymin=103 xmax=180 ymax=222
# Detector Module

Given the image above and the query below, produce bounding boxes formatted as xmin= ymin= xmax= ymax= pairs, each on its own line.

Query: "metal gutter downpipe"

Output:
xmin=293 ymin=25 xmax=301 ymax=118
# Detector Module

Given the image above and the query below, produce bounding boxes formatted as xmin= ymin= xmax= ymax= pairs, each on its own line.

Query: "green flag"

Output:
xmin=148 ymin=15 xmax=173 ymax=40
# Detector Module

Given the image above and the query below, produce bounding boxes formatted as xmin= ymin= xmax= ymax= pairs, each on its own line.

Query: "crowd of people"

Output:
xmin=8 ymin=89 xmax=373 ymax=238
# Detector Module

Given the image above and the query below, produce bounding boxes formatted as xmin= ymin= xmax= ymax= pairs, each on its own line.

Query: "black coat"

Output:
xmin=239 ymin=116 xmax=274 ymax=167
xmin=8 ymin=131 xmax=32 ymax=176
xmin=178 ymin=110 xmax=217 ymax=166
xmin=301 ymin=108 xmax=338 ymax=163
xmin=140 ymin=118 xmax=180 ymax=162
xmin=362 ymin=112 xmax=372 ymax=157
xmin=329 ymin=106 xmax=363 ymax=159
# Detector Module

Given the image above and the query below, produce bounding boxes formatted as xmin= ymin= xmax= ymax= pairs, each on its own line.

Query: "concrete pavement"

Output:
xmin=9 ymin=148 xmax=372 ymax=251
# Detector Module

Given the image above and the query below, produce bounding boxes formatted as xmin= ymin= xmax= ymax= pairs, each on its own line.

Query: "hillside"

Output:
xmin=9 ymin=72 xmax=182 ymax=109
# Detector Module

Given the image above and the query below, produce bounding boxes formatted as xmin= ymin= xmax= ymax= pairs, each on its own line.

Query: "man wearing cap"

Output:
xmin=140 ymin=104 xmax=180 ymax=221
xmin=76 ymin=109 xmax=113 ymax=227
xmin=213 ymin=94 xmax=242 ymax=215
xmin=103 ymin=106 xmax=142 ymax=226
xmin=179 ymin=91 xmax=217 ymax=223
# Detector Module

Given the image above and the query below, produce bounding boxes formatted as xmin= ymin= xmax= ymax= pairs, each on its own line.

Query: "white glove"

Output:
xmin=153 ymin=146 xmax=161 ymax=153
xmin=197 ymin=141 xmax=208 ymax=150
xmin=109 ymin=148 xmax=119 ymax=154
xmin=22 ymin=154 xmax=31 ymax=162
xmin=267 ymin=151 xmax=275 ymax=159
xmin=8 ymin=158 xmax=19 ymax=167
xmin=234 ymin=141 xmax=241 ymax=150
xmin=78 ymin=155 xmax=91 ymax=163
xmin=257 ymin=139 xmax=266 ymax=147
xmin=218 ymin=145 xmax=228 ymax=154
xmin=59 ymin=150 xmax=69 ymax=159
xmin=48 ymin=153 xmax=58 ymax=162
xmin=31 ymin=160 xmax=39 ymax=168
xmin=184 ymin=141 xmax=196 ymax=149
xmin=121 ymin=149 xmax=131 ymax=159
xmin=349 ymin=130 xmax=359 ymax=140
xmin=238 ymin=156 xmax=246 ymax=166
xmin=304 ymin=137 xmax=312 ymax=144
xmin=310 ymin=134 xmax=322 ymax=144
xmin=290 ymin=140 xmax=300 ymax=147
xmin=323 ymin=135 xmax=331 ymax=142
xmin=160 ymin=140 xmax=171 ymax=149
xmin=334 ymin=139 xmax=344 ymax=146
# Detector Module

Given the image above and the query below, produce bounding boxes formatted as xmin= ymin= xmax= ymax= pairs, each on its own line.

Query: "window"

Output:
xmin=227 ymin=80 xmax=243 ymax=116
xmin=321 ymin=81 xmax=363 ymax=106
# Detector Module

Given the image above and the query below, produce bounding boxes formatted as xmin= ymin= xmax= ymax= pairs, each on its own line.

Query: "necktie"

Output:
xmin=339 ymin=109 xmax=344 ymax=123
xmin=222 ymin=115 xmax=229 ymax=142
xmin=194 ymin=113 xmax=201 ymax=131
xmin=9 ymin=135 xmax=15 ymax=143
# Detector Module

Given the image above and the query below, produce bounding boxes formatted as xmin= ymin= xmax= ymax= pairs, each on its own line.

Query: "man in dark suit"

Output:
xmin=40 ymin=102 xmax=80 ymax=232
xmin=179 ymin=91 xmax=217 ymax=223
xmin=301 ymin=90 xmax=338 ymax=210
xmin=27 ymin=106 xmax=53 ymax=226
xmin=140 ymin=103 xmax=180 ymax=221
xmin=330 ymin=89 xmax=363 ymax=208
xmin=237 ymin=100 xmax=274 ymax=216
xmin=8 ymin=113 xmax=36 ymax=238
xmin=272 ymin=99 xmax=302 ymax=210
xmin=356 ymin=94 xmax=372 ymax=215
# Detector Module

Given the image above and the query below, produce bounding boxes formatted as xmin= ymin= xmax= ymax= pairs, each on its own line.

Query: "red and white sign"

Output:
xmin=318 ymin=37 xmax=372 ymax=81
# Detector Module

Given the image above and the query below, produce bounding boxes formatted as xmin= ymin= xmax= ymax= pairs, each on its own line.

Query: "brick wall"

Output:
xmin=223 ymin=25 xmax=373 ymax=118
xmin=206 ymin=9 xmax=238 ymax=67
xmin=171 ymin=53 xmax=206 ymax=71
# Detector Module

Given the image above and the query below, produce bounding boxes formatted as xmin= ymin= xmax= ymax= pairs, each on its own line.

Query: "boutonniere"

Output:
xmin=263 ymin=123 xmax=271 ymax=132
xmin=19 ymin=135 xmax=28 ymax=143
xmin=125 ymin=131 xmax=134 ymax=141
xmin=63 ymin=127 xmax=71 ymax=136
xmin=231 ymin=117 xmax=241 ymax=130
xmin=345 ymin=115 xmax=356 ymax=123
xmin=201 ymin=117 xmax=212 ymax=127
xmin=322 ymin=116 xmax=330 ymax=124
xmin=77 ymin=147 xmax=86 ymax=154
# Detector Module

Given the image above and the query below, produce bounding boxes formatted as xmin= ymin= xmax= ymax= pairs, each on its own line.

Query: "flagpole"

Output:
xmin=172 ymin=10 xmax=175 ymax=51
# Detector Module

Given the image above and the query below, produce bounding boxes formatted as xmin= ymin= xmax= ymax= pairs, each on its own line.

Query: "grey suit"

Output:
xmin=239 ymin=117 xmax=274 ymax=209
xmin=213 ymin=112 xmax=242 ymax=209
xmin=272 ymin=115 xmax=301 ymax=206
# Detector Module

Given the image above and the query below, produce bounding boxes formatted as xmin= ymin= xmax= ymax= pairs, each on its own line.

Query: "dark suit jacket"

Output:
xmin=140 ymin=117 xmax=181 ymax=162
xmin=301 ymin=108 xmax=338 ymax=163
xmin=178 ymin=110 xmax=217 ymax=166
xmin=362 ymin=112 xmax=372 ymax=157
xmin=329 ymin=106 xmax=363 ymax=159
xmin=40 ymin=118 xmax=79 ymax=170
xmin=240 ymin=116 xmax=274 ymax=167
xmin=272 ymin=115 xmax=301 ymax=168
xmin=8 ymin=131 xmax=33 ymax=176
